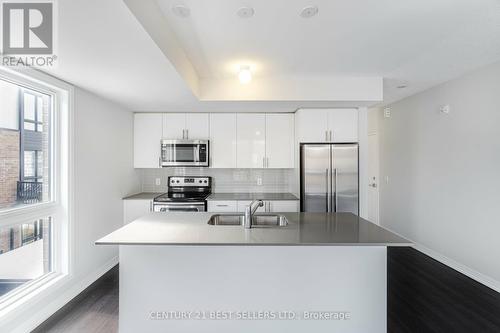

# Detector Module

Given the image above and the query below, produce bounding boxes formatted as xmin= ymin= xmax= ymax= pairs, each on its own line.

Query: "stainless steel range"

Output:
xmin=153 ymin=176 xmax=212 ymax=212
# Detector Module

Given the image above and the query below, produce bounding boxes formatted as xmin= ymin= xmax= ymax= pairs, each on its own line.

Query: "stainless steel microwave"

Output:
xmin=160 ymin=139 xmax=209 ymax=167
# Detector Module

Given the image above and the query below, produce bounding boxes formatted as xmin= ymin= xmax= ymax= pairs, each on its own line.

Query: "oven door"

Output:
xmin=153 ymin=202 xmax=206 ymax=212
xmin=161 ymin=140 xmax=209 ymax=167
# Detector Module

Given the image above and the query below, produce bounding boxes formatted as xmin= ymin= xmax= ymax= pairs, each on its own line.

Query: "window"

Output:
xmin=0 ymin=69 xmax=70 ymax=312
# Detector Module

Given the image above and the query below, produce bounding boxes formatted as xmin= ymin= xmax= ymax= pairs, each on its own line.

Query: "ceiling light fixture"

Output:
xmin=238 ymin=66 xmax=252 ymax=84
xmin=300 ymin=6 xmax=318 ymax=18
xmin=171 ymin=4 xmax=190 ymax=18
xmin=237 ymin=7 xmax=255 ymax=18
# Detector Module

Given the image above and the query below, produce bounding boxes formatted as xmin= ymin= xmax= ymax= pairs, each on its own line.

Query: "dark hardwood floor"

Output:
xmin=32 ymin=248 xmax=500 ymax=333
xmin=32 ymin=266 xmax=119 ymax=333
xmin=388 ymin=247 xmax=500 ymax=333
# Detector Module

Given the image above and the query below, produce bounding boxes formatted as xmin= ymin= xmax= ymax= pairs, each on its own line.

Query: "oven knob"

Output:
xmin=176 ymin=180 xmax=180 ymax=183
xmin=199 ymin=180 xmax=202 ymax=183
xmin=204 ymin=180 xmax=208 ymax=183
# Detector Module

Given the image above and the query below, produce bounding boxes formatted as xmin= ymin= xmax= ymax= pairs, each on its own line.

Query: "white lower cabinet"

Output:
xmin=236 ymin=200 xmax=299 ymax=213
xmin=124 ymin=199 xmax=152 ymax=225
xmin=207 ymin=201 xmax=238 ymax=213
xmin=268 ymin=200 xmax=299 ymax=212
xmin=236 ymin=201 xmax=267 ymax=213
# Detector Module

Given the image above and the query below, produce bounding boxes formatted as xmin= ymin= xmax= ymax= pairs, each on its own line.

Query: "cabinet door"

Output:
xmin=162 ymin=113 xmax=186 ymax=139
xmin=269 ymin=200 xmax=299 ymax=212
xmin=210 ymin=113 xmax=237 ymax=168
xmin=124 ymin=199 xmax=151 ymax=224
xmin=295 ymin=109 xmax=328 ymax=143
xmin=207 ymin=201 xmax=238 ymax=212
xmin=236 ymin=114 xmax=266 ymax=168
xmin=327 ymin=109 xmax=358 ymax=142
xmin=237 ymin=201 xmax=267 ymax=213
xmin=266 ymin=114 xmax=294 ymax=168
xmin=186 ymin=113 xmax=209 ymax=139
xmin=134 ymin=113 xmax=163 ymax=168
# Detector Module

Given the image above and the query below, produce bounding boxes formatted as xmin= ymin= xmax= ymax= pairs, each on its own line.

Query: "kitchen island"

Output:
xmin=96 ymin=212 xmax=410 ymax=333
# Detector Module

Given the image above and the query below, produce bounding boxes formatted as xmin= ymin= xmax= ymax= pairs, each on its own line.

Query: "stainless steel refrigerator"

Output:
xmin=300 ymin=144 xmax=358 ymax=214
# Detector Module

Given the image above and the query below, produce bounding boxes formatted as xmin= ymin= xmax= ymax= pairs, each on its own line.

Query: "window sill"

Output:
xmin=0 ymin=271 xmax=68 ymax=320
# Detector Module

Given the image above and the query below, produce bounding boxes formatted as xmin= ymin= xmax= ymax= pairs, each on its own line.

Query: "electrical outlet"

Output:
xmin=155 ymin=178 xmax=161 ymax=186
xmin=256 ymin=177 xmax=263 ymax=186
xmin=384 ymin=107 xmax=391 ymax=118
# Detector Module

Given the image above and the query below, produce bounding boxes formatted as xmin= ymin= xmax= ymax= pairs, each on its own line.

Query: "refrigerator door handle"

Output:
xmin=334 ymin=168 xmax=338 ymax=211
xmin=325 ymin=169 xmax=330 ymax=212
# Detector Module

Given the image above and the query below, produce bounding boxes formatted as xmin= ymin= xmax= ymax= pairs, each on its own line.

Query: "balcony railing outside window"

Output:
xmin=17 ymin=181 xmax=43 ymax=204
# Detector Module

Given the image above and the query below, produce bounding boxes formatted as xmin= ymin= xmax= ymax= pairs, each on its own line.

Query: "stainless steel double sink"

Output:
xmin=207 ymin=214 xmax=289 ymax=227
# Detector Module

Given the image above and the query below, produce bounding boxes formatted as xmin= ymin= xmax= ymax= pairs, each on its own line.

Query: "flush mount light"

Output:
xmin=238 ymin=66 xmax=252 ymax=84
xmin=171 ymin=4 xmax=190 ymax=18
xmin=237 ymin=7 xmax=255 ymax=18
xmin=300 ymin=6 xmax=319 ymax=18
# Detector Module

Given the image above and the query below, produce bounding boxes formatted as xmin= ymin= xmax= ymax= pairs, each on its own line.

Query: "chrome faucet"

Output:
xmin=244 ymin=199 xmax=264 ymax=229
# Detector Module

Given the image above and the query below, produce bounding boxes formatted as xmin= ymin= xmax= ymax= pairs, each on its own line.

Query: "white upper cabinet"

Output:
xmin=210 ymin=113 xmax=237 ymax=168
xmin=265 ymin=114 xmax=294 ymax=168
xmin=296 ymin=108 xmax=358 ymax=143
xmin=162 ymin=113 xmax=185 ymax=139
xmin=327 ymin=109 xmax=358 ymax=143
xmin=237 ymin=114 xmax=266 ymax=168
xmin=295 ymin=109 xmax=329 ymax=143
xmin=134 ymin=113 xmax=162 ymax=168
xmin=186 ymin=113 xmax=209 ymax=139
xmin=162 ymin=113 xmax=209 ymax=140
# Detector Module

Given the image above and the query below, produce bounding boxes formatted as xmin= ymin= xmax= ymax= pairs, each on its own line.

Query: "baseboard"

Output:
xmin=10 ymin=256 xmax=118 ymax=333
xmin=383 ymin=226 xmax=500 ymax=294
xmin=411 ymin=243 xmax=500 ymax=293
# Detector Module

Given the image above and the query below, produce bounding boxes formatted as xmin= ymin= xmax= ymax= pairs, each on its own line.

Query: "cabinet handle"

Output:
xmin=325 ymin=131 xmax=328 ymax=141
xmin=186 ymin=129 xmax=189 ymax=139
xmin=263 ymin=157 xmax=265 ymax=168
xmin=182 ymin=129 xmax=185 ymax=139
xmin=159 ymin=157 xmax=162 ymax=168
xmin=216 ymin=204 xmax=229 ymax=207
xmin=266 ymin=157 xmax=270 ymax=168
xmin=330 ymin=130 xmax=333 ymax=142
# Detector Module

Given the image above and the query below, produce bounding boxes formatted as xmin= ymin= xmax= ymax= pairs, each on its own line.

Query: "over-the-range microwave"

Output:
xmin=160 ymin=139 xmax=209 ymax=167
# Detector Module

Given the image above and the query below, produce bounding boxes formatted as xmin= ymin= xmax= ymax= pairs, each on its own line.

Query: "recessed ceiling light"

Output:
xmin=237 ymin=7 xmax=255 ymax=19
xmin=171 ymin=5 xmax=190 ymax=18
xmin=238 ymin=66 xmax=252 ymax=84
xmin=300 ymin=6 xmax=318 ymax=18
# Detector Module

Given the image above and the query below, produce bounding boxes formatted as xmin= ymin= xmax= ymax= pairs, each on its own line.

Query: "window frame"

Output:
xmin=0 ymin=67 xmax=73 ymax=318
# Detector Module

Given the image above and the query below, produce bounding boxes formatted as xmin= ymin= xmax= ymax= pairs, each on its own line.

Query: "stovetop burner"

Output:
xmin=153 ymin=176 xmax=212 ymax=203
xmin=154 ymin=192 xmax=210 ymax=202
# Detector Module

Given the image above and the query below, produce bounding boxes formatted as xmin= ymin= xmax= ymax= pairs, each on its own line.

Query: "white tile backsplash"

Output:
xmin=139 ymin=168 xmax=296 ymax=193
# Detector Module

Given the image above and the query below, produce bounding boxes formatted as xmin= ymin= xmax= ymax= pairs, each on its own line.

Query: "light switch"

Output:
xmin=155 ymin=178 xmax=161 ymax=186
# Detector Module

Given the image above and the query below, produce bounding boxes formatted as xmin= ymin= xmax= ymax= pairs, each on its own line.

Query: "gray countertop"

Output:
xmin=122 ymin=192 xmax=162 ymax=200
xmin=123 ymin=192 xmax=299 ymax=201
xmin=207 ymin=193 xmax=298 ymax=201
xmin=96 ymin=212 xmax=411 ymax=246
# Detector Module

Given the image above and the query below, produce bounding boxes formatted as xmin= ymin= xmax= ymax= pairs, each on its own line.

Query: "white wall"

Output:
xmin=1 ymin=86 xmax=140 ymax=332
xmin=71 ymin=87 xmax=141 ymax=277
xmin=377 ymin=61 xmax=500 ymax=291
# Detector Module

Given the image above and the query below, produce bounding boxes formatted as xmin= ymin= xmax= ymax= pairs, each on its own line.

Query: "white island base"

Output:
xmin=119 ymin=245 xmax=387 ymax=333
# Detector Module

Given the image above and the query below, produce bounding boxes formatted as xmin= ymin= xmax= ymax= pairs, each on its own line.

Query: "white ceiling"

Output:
xmin=45 ymin=0 xmax=500 ymax=111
